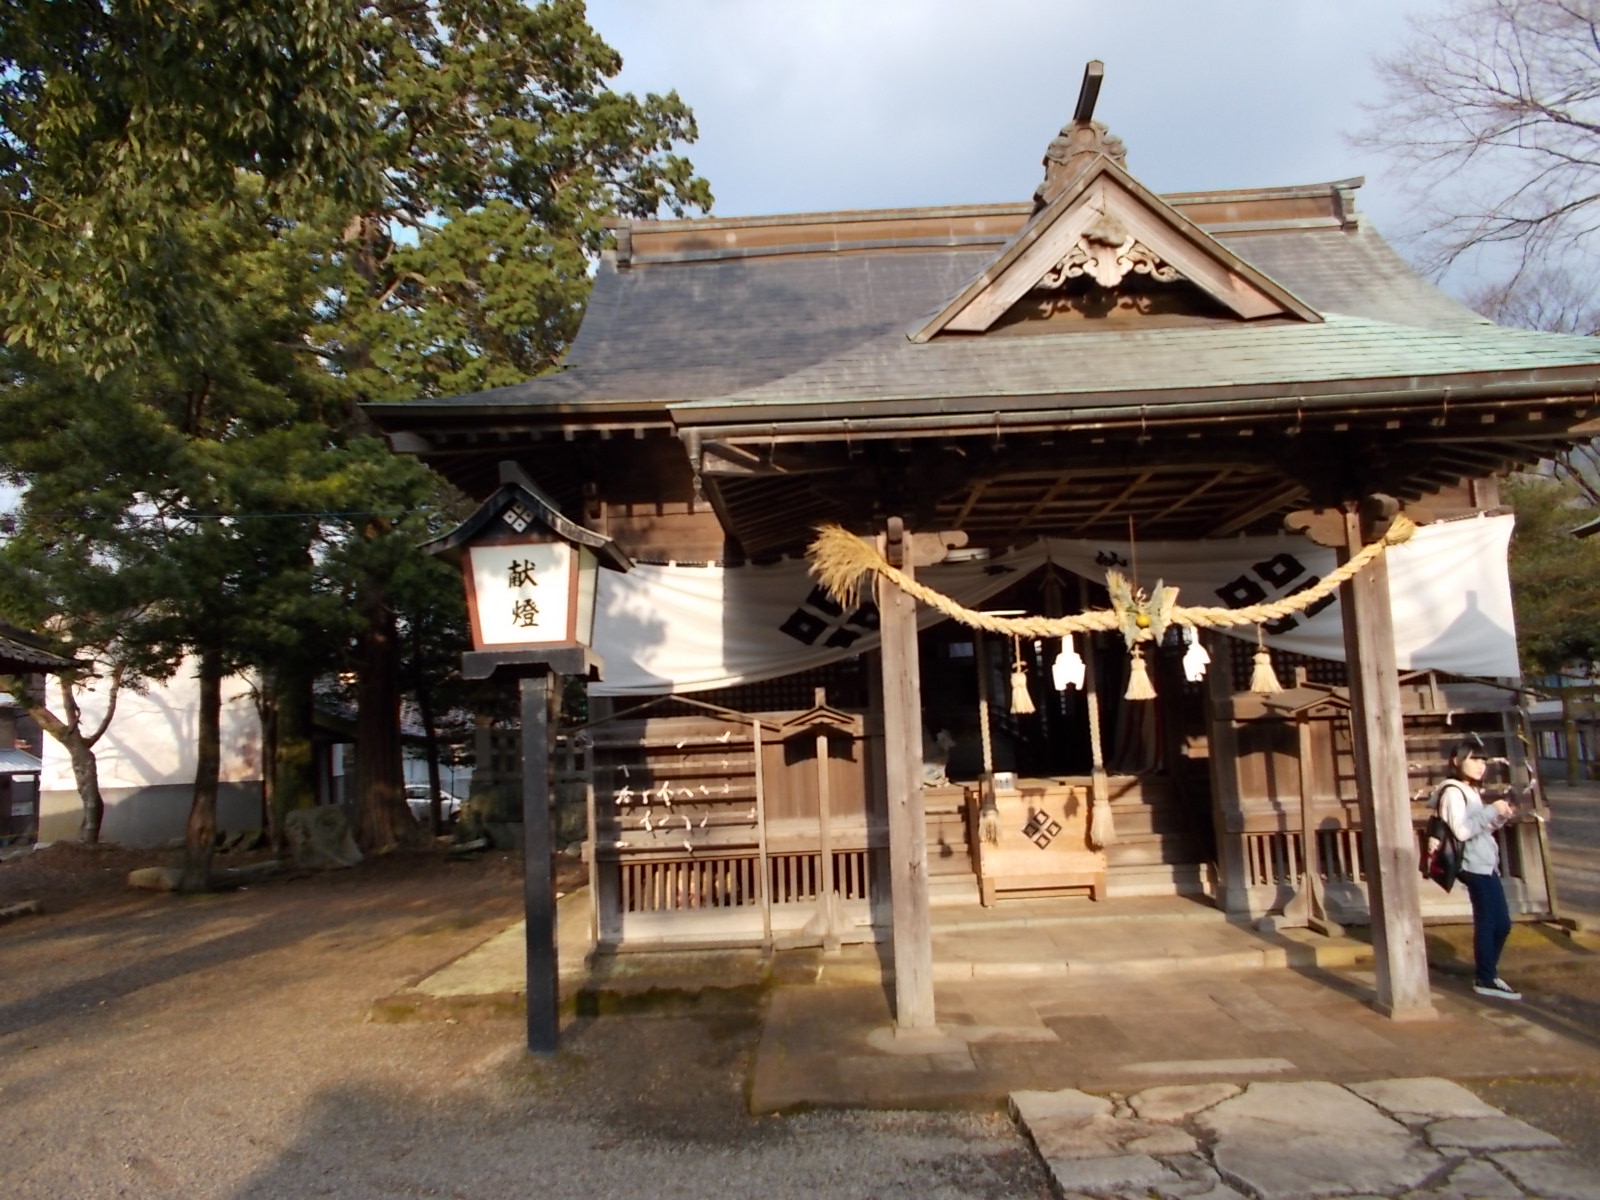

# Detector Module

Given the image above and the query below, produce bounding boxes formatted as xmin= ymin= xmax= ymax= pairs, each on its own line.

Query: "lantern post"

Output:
xmin=424 ymin=462 xmax=631 ymax=1053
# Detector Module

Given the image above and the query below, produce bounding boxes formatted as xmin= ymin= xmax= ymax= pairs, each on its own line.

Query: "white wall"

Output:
xmin=38 ymin=662 xmax=263 ymax=844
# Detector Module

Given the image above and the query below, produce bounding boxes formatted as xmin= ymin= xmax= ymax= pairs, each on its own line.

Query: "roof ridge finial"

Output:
xmin=1034 ymin=60 xmax=1127 ymax=212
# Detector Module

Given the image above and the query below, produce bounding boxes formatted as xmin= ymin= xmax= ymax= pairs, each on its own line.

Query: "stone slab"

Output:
xmin=1047 ymin=1152 xmax=1178 ymax=1193
xmin=1424 ymin=1157 xmax=1525 ymax=1199
xmin=1348 ymin=1076 xmax=1502 ymax=1122
xmin=1011 ymin=1087 xmax=1112 ymax=1125
xmin=1154 ymin=1154 xmax=1251 ymax=1200
xmin=1201 ymin=1081 xmax=1442 ymax=1199
xmin=1427 ymin=1114 xmax=1565 ymax=1151
xmin=1130 ymin=1083 xmax=1242 ymax=1122
xmin=1491 ymin=1150 xmax=1600 ymax=1200
xmin=1029 ymin=1114 xmax=1198 ymax=1161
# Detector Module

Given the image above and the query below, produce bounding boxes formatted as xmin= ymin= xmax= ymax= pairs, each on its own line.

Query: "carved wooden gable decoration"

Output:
xmin=910 ymin=152 xmax=1321 ymax=342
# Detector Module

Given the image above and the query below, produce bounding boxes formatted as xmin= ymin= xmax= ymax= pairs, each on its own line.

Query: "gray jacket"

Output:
xmin=1437 ymin=779 xmax=1507 ymax=875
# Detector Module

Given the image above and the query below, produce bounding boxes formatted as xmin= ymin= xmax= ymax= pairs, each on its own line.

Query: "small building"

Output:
xmin=370 ymin=73 xmax=1600 ymax=1021
xmin=0 ymin=624 xmax=75 ymax=842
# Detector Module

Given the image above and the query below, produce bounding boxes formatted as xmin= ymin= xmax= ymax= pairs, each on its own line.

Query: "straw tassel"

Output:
xmin=1123 ymin=645 xmax=1156 ymax=701
xmin=978 ymin=796 xmax=1000 ymax=845
xmin=1009 ymin=638 xmax=1035 ymax=714
xmin=1250 ymin=631 xmax=1282 ymax=694
xmin=1051 ymin=635 xmax=1086 ymax=691
xmin=1088 ymin=788 xmax=1116 ymax=848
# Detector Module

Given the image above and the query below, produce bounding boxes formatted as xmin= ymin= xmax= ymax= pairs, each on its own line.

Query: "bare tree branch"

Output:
xmin=1356 ymin=0 xmax=1600 ymax=286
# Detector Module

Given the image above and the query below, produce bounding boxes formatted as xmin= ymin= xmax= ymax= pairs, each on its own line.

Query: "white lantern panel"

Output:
xmin=467 ymin=542 xmax=573 ymax=646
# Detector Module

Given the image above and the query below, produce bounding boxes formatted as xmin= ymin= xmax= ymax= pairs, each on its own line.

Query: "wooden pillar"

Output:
xmin=813 ymin=687 xmax=840 ymax=950
xmin=520 ymin=672 xmax=560 ymax=1052
xmin=754 ymin=719 xmax=772 ymax=950
xmin=1077 ymin=578 xmax=1110 ymax=818
xmin=1203 ymin=630 xmax=1250 ymax=916
xmin=1563 ymin=690 xmax=1580 ymax=787
xmin=877 ymin=518 xmax=935 ymax=1029
xmin=1338 ymin=500 xmax=1433 ymax=1021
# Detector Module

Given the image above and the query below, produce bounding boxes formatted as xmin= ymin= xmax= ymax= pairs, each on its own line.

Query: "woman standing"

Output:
xmin=1437 ymin=737 xmax=1519 ymax=1000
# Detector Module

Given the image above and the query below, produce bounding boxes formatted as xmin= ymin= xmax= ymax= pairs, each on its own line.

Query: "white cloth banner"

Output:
xmin=591 ymin=513 xmax=1518 ymax=695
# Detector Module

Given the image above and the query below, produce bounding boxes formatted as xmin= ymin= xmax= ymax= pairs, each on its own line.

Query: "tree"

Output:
xmin=1358 ymin=0 xmax=1600 ymax=288
xmin=0 ymin=187 xmax=357 ymax=873
xmin=2 ymin=0 xmax=713 ymax=870
xmin=1503 ymin=474 xmax=1600 ymax=673
xmin=304 ymin=0 xmax=712 ymax=848
xmin=0 ymin=0 xmax=373 ymax=373
xmin=0 ymin=358 xmax=181 ymax=842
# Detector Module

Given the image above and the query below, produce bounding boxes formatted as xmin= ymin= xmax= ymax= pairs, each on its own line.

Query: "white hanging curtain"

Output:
xmin=590 ymin=513 xmax=1517 ymax=696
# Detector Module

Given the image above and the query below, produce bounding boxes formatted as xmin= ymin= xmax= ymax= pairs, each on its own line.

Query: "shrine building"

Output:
xmin=368 ymin=66 xmax=1600 ymax=1025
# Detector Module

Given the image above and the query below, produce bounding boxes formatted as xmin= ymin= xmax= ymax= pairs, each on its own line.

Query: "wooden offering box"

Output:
xmin=970 ymin=780 xmax=1106 ymax=905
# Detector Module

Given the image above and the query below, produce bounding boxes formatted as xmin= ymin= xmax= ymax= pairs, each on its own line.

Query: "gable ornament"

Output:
xmin=1039 ymin=212 xmax=1181 ymax=291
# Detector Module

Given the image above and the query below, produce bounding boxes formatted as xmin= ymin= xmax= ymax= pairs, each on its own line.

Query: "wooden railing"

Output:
xmin=1239 ymin=824 xmax=1519 ymax=889
xmin=618 ymin=849 xmax=874 ymax=914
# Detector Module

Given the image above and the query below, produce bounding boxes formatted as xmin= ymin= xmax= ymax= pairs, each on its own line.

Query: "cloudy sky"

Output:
xmin=585 ymin=0 xmax=1452 ymax=275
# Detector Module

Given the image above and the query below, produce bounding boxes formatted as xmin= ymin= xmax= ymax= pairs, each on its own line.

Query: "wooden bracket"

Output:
xmin=885 ymin=516 xmax=906 ymax=568
xmin=1359 ymin=493 xmax=1400 ymax=541
xmin=1288 ymin=493 xmax=1428 ymax=548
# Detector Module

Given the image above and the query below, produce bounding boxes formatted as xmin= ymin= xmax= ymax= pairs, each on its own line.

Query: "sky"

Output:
xmin=584 ymin=0 xmax=1452 ymax=275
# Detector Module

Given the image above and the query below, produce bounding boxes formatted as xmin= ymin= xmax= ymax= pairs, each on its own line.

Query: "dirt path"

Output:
xmin=0 ymin=847 xmax=1046 ymax=1200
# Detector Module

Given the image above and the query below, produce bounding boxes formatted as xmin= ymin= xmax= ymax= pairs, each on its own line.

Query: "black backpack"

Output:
xmin=1421 ymin=781 xmax=1465 ymax=892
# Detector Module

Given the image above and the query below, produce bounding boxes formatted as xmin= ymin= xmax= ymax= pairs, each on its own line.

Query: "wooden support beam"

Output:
xmin=1068 ymin=469 xmax=1154 ymax=537
xmin=877 ymin=518 xmax=936 ymax=1029
xmin=953 ymin=478 xmax=991 ymax=528
xmin=1338 ymin=498 xmax=1435 ymax=1021
xmin=1146 ymin=468 xmax=1229 ymax=526
xmin=1207 ymin=481 xmax=1306 ymax=537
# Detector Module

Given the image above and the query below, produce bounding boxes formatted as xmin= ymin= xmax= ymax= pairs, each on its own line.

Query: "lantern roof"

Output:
xmin=422 ymin=461 xmax=633 ymax=572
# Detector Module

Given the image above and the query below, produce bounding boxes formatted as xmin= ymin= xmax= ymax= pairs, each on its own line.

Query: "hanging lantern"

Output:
xmin=1181 ymin=627 xmax=1210 ymax=683
xmin=1051 ymin=635 xmax=1086 ymax=690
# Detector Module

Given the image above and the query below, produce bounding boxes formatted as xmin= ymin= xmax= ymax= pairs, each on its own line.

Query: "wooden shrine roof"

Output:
xmin=368 ymin=154 xmax=1600 ymax=559
xmin=0 ymin=624 xmax=74 ymax=675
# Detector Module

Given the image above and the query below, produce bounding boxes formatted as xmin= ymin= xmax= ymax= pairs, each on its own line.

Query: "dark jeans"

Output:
xmin=1460 ymin=869 xmax=1511 ymax=986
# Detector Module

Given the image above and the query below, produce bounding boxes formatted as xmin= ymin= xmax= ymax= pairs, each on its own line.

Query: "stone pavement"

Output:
xmin=396 ymin=889 xmax=1600 ymax=1196
xmin=1012 ymin=1077 xmax=1600 ymax=1200
xmin=747 ymin=951 xmax=1600 ymax=1111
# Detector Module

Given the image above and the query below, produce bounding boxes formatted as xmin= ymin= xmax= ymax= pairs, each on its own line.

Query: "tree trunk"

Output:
xmin=66 ymin=734 xmax=105 ymax=845
xmin=3 ymin=672 xmax=115 ymax=845
xmin=268 ymin=661 xmax=316 ymax=851
xmin=181 ymin=647 xmax=223 ymax=891
xmin=259 ymin=678 xmax=278 ymax=846
xmin=355 ymin=585 xmax=410 ymax=849
xmin=412 ymin=620 xmax=443 ymax=834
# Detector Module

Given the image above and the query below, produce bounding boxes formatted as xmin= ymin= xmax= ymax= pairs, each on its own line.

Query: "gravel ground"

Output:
xmin=0 ymin=845 xmax=1049 ymax=1200
xmin=7 ymin=785 xmax=1600 ymax=1200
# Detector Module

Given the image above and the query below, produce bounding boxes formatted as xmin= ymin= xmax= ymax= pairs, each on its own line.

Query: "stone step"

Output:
xmin=1106 ymin=861 xmax=1215 ymax=898
xmin=1106 ymin=834 xmax=1205 ymax=868
xmin=1097 ymin=806 xmax=1195 ymax=837
xmin=927 ymin=874 xmax=981 ymax=906
xmin=928 ymin=846 xmax=974 ymax=876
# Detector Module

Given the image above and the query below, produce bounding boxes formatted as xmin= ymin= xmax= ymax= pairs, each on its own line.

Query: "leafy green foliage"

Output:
xmin=317 ymin=0 xmax=712 ymax=401
xmin=1504 ymin=474 xmax=1600 ymax=674
xmin=0 ymin=0 xmax=711 ymax=852
xmin=0 ymin=1 xmax=373 ymax=372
